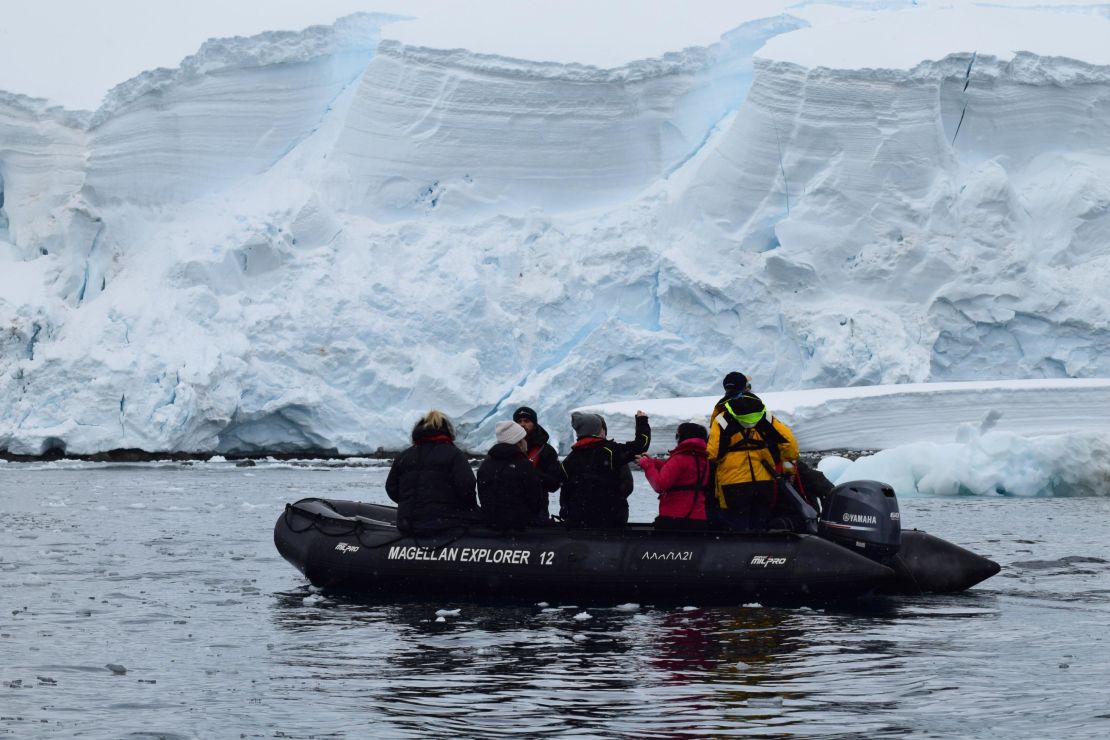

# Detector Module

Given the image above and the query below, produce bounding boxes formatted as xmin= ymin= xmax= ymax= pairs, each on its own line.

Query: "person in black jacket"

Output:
xmin=511 ymin=406 xmax=564 ymax=522
xmin=477 ymin=421 xmax=548 ymax=530
xmin=560 ymin=410 xmax=650 ymax=528
xmin=385 ymin=410 xmax=477 ymax=534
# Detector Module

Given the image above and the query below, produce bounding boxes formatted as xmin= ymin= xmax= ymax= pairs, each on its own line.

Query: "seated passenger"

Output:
xmin=511 ymin=406 xmax=565 ymax=523
xmin=477 ymin=421 xmax=548 ymax=530
xmin=636 ymin=422 xmax=710 ymax=531
xmin=385 ymin=410 xmax=477 ymax=534
xmin=560 ymin=410 xmax=651 ymax=528
xmin=707 ymin=375 xmax=799 ymax=532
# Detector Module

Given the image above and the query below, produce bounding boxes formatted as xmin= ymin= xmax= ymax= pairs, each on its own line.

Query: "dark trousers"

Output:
xmin=715 ymin=482 xmax=775 ymax=532
xmin=653 ymin=516 xmax=709 ymax=532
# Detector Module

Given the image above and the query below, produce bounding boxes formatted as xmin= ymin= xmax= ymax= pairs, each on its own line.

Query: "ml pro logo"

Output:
xmin=750 ymin=555 xmax=788 ymax=567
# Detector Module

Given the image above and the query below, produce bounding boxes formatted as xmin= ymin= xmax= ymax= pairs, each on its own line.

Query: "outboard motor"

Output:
xmin=818 ymin=480 xmax=901 ymax=558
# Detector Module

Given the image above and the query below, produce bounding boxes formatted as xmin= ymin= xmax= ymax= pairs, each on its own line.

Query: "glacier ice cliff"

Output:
xmin=2 ymin=4 xmax=1110 ymax=455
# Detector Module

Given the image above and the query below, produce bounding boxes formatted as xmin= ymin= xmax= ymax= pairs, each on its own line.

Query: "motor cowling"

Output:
xmin=818 ymin=480 xmax=901 ymax=557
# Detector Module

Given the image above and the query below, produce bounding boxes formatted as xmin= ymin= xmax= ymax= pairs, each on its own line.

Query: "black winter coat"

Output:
xmin=477 ymin=443 xmax=548 ymax=529
xmin=524 ymin=423 xmax=564 ymax=508
xmin=560 ymin=415 xmax=650 ymax=528
xmin=385 ymin=434 xmax=477 ymax=534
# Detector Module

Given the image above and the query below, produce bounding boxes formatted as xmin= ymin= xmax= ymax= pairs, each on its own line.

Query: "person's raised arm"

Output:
xmin=612 ymin=411 xmax=651 ymax=465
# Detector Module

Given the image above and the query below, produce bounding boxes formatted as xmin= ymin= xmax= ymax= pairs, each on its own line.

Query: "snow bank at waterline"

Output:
xmin=580 ymin=378 xmax=1110 ymax=498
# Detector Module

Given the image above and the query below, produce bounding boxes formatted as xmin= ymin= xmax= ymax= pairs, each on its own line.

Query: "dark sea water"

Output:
xmin=1 ymin=461 xmax=1108 ymax=739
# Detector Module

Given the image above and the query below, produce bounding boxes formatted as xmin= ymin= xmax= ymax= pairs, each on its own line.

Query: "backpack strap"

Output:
xmin=722 ymin=422 xmax=782 ymax=466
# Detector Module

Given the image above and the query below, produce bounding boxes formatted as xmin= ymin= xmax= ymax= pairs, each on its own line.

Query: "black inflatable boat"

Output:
xmin=273 ymin=480 xmax=1000 ymax=604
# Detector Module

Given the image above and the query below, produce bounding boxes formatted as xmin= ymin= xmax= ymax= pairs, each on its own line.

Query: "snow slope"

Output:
xmin=2 ymin=2 xmax=1110 ymax=457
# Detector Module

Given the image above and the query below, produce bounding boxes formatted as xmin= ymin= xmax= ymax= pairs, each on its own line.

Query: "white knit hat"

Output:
xmin=495 ymin=420 xmax=527 ymax=445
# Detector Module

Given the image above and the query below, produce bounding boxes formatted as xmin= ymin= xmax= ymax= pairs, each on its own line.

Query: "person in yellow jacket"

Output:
xmin=707 ymin=373 xmax=799 ymax=532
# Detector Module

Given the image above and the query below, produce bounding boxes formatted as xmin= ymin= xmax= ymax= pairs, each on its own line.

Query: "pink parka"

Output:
xmin=637 ymin=438 xmax=710 ymax=521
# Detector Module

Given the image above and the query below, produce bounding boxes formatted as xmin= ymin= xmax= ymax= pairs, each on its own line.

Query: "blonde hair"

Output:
xmin=412 ymin=409 xmax=456 ymax=441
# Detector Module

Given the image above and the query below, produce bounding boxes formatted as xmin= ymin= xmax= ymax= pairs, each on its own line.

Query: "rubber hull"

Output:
xmin=274 ymin=499 xmax=897 ymax=603
xmin=881 ymin=530 xmax=1002 ymax=594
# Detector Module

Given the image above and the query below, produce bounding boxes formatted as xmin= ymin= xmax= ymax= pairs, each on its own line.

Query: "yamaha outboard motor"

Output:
xmin=818 ymin=480 xmax=901 ymax=558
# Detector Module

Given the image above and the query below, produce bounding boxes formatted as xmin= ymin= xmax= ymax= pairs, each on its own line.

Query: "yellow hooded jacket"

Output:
xmin=706 ymin=405 xmax=799 ymax=506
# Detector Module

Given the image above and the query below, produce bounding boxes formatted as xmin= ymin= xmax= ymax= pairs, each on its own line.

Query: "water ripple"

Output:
xmin=2 ymin=466 xmax=1110 ymax=737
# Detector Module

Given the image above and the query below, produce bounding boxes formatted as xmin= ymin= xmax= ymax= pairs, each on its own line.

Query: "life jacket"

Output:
xmin=711 ymin=408 xmax=792 ymax=509
xmin=662 ymin=453 xmax=709 ymax=520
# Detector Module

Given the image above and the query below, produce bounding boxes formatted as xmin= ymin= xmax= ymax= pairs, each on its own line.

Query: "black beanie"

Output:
xmin=675 ymin=422 xmax=708 ymax=442
xmin=722 ymin=371 xmax=750 ymax=395
xmin=512 ymin=406 xmax=538 ymax=424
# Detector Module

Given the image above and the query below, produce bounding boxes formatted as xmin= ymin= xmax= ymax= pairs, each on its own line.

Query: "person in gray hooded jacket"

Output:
xmin=559 ymin=410 xmax=650 ymax=527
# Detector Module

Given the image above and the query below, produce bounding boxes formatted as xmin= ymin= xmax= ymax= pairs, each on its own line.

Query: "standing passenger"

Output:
xmin=560 ymin=411 xmax=651 ymax=528
xmin=636 ymin=422 xmax=711 ymax=531
xmin=707 ymin=380 xmax=799 ymax=532
xmin=511 ymin=406 xmax=564 ymax=522
xmin=385 ymin=410 xmax=477 ymax=534
xmin=477 ymin=421 xmax=547 ymax=530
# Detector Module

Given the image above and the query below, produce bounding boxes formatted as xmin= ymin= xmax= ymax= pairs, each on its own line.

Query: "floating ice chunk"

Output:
xmin=128 ymin=503 xmax=146 ymax=509
xmin=682 ymin=606 xmax=698 ymax=612
xmin=302 ymin=594 xmax=324 ymax=606
xmin=742 ymin=602 xmax=763 ymax=608
xmin=209 ymin=456 xmax=227 ymax=463
xmin=435 ymin=608 xmax=461 ymax=617
xmin=748 ymin=696 xmax=783 ymax=708
xmin=573 ymin=611 xmax=592 ymax=621
xmin=817 ymin=455 xmax=852 ymax=482
xmin=615 ymin=603 xmax=640 ymax=612
xmin=572 ymin=634 xmax=588 ymax=641
xmin=435 ymin=616 xmax=446 ymax=623
xmin=105 ymin=663 xmax=127 ymax=675
xmin=536 ymin=601 xmax=549 ymax=607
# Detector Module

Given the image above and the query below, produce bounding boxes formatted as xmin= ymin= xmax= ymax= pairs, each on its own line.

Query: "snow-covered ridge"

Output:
xmin=90 ymin=12 xmax=400 ymax=127
xmin=578 ymin=378 xmax=1110 ymax=453
xmin=0 ymin=91 xmax=88 ymax=129
xmin=326 ymin=14 xmax=805 ymax=219
xmin=3 ymin=3 xmax=1110 ymax=459
xmin=581 ymin=378 xmax=1110 ymax=498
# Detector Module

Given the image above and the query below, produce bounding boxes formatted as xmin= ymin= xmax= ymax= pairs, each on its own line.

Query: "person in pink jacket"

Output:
xmin=636 ymin=422 xmax=711 ymax=531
